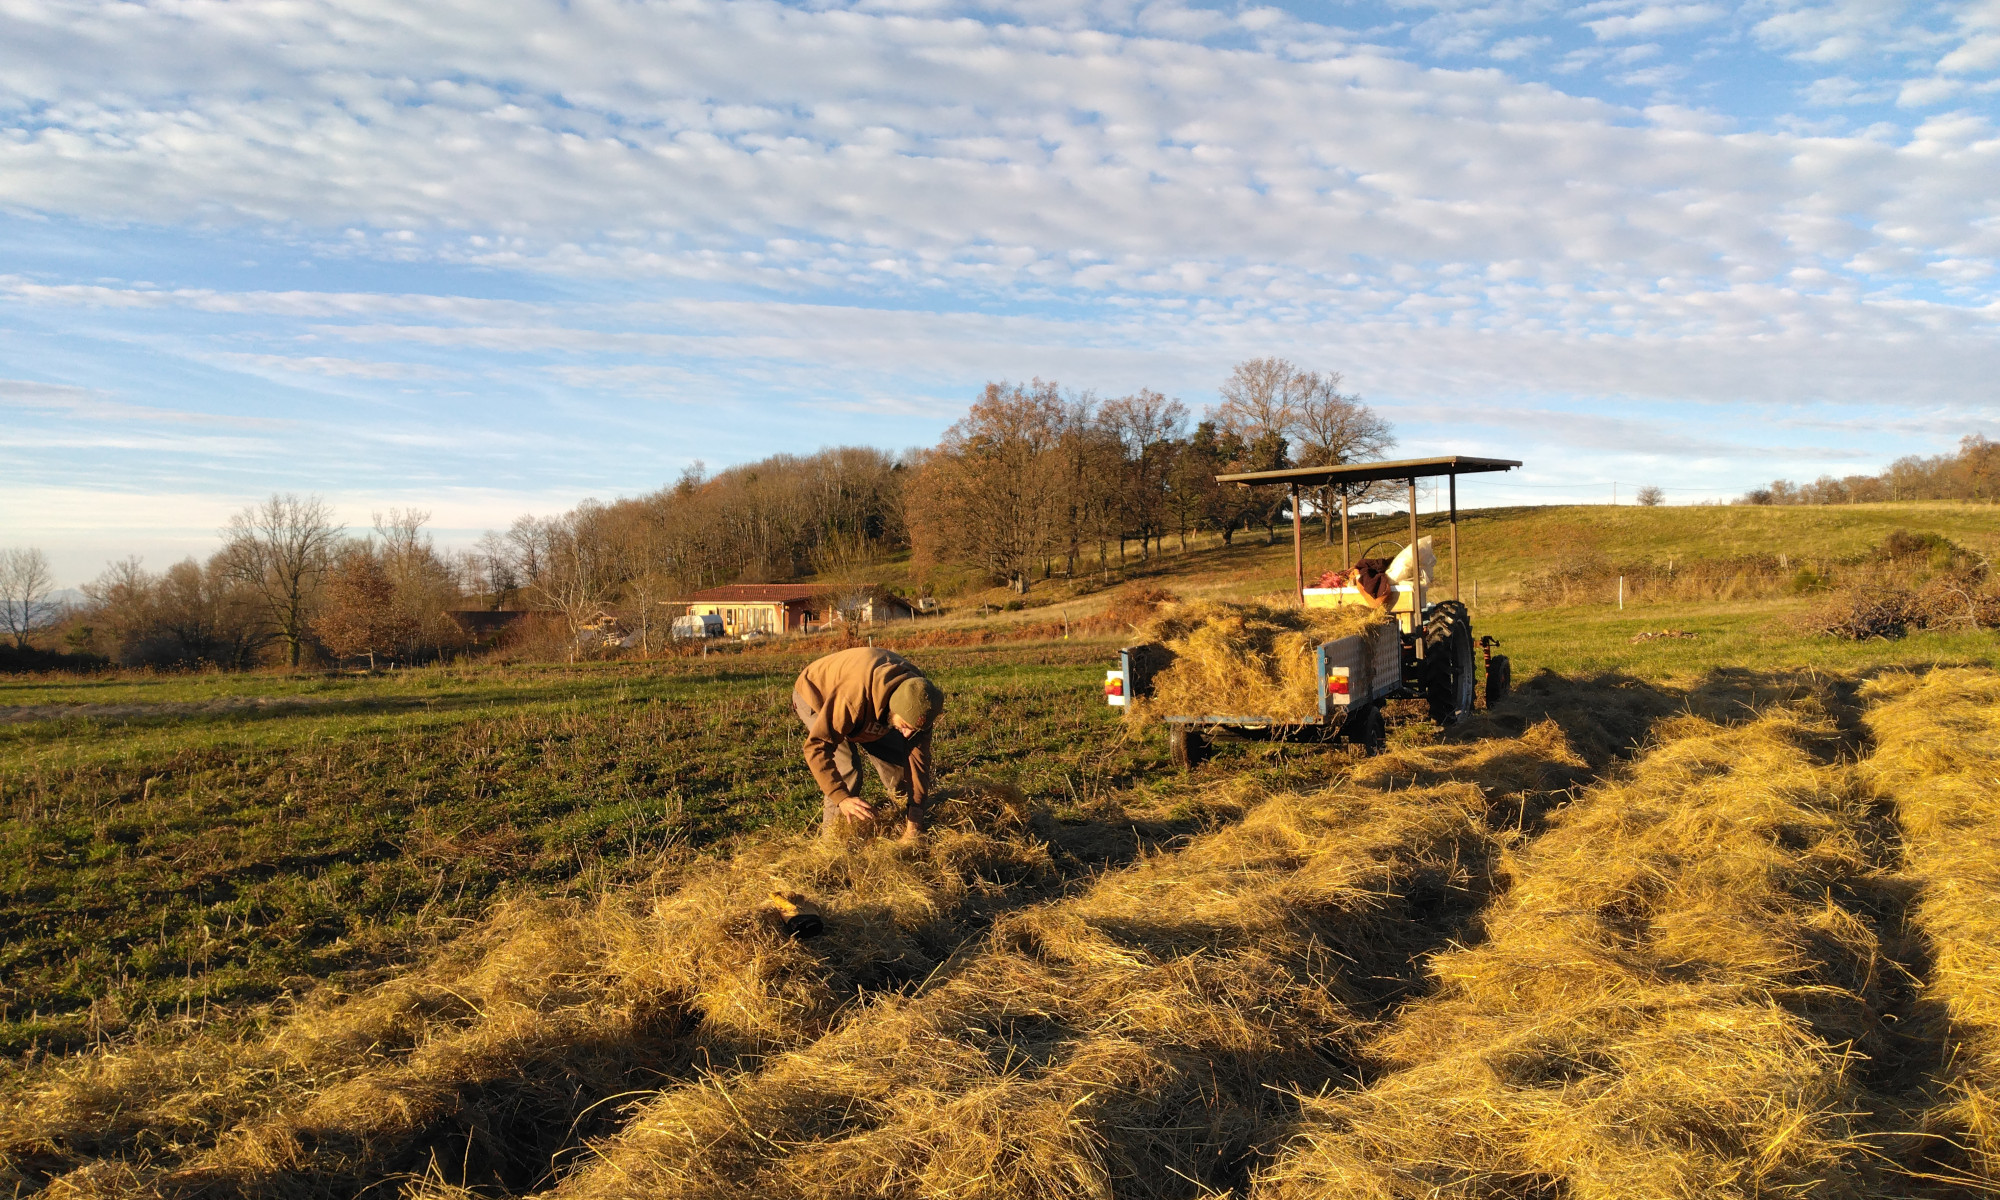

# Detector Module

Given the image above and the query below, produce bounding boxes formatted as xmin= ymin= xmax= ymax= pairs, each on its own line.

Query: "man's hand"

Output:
xmin=837 ymin=795 xmax=876 ymax=822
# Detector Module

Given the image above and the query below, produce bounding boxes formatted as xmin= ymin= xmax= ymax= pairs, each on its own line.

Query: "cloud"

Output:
xmin=0 ymin=376 xmax=291 ymax=428
xmin=1586 ymin=3 xmax=1726 ymax=40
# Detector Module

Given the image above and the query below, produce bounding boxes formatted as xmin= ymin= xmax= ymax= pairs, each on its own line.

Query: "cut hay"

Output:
xmin=1862 ymin=668 xmax=2000 ymax=1186
xmin=1139 ymin=600 xmax=1390 ymax=722
xmin=1256 ymin=701 xmax=1895 ymax=1199
xmin=1 ymin=679 xmax=1677 ymax=1199
xmin=507 ymin=710 xmax=1621 ymax=1200
xmin=0 ymin=815 xmax=1060 ymax=1196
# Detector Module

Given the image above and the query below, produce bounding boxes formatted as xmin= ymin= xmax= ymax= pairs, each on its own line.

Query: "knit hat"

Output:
xmin=889 ymin=676 xmax=945 ymax=728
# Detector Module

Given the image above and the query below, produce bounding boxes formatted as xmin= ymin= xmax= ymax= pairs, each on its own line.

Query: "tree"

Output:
xmin=1103 ymin=389 xmax=1188 ymax=560
xmin=1213 ymin=358 xmax=1303 ymax=543
xmin=371 ymin=508 xmax=463 ymax=658
xmin=513 ymin=501 xmax=622 ymax=654
xmin=220 ymin=494 xmax=340 ymax=667
xmin=0 ymin=547 xmax=56 ymax=648
xmin=1290 ymin=371 xmax=1395 ymax=544
xmin=313 ymin=548 xmax=414 ymax=668
xmin=1635 ymin=485 xmax=1665 ymax=507
xmin=907 ymin=381 xmax=1072 ymax=593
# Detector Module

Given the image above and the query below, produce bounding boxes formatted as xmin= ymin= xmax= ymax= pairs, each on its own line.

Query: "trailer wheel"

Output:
xmin=1347 ymin=704 xmax=1387 ymax=755
xmin=1169 ymin=726 xmax=1208 ymax=769
xmin=1485 ymin=654 xmax=1512 ymax=707
xmin=1422 ymin=601 xmax=1476 ymax=725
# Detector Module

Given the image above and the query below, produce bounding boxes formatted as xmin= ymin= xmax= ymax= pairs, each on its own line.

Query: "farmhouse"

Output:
xmin=679 ymin=584 xmax=921 ymax=635
xmin=681 ymin=584 xmax=825 ymax=635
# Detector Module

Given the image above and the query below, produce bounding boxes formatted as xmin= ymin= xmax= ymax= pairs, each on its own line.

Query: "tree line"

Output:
xmin=13 ymin=357 xmax=1392 ymax=667
xmin=1738 ymin=435 xmax=2000 ymax=506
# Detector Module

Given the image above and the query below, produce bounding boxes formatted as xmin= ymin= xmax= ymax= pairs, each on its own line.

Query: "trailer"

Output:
xmin=1106 ymin=454 xmax=1520 ymax=767
xmin=670 ymin=613 xmax=725 ymax=640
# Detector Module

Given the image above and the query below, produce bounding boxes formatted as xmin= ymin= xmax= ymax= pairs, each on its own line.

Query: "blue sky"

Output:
xmin=2 ymin=0 xmax=1997 ymax=586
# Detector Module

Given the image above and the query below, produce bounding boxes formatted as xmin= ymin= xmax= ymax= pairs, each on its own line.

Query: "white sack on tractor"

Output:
xmin=1388 ymin=536 xmax=1436 ymax=586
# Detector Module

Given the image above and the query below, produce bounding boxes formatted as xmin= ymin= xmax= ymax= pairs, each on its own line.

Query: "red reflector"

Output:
xmin=1326 ymin=677 xmax=1350 ymax=695
xmin=1104 ymin=681 xmax=1124 ymax=695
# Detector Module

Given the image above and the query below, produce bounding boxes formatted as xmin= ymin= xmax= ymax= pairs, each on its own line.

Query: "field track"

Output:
xmin=3 ymin=667 xmax=1998 ymax=1198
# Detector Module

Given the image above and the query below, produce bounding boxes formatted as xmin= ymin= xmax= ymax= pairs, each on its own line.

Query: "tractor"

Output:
xmin=1105 ymin=455 xmax=1519 ymax=767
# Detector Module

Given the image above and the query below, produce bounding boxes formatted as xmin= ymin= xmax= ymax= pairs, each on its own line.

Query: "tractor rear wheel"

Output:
xmin=1422 ymin=601 xmax=1476 ymax=725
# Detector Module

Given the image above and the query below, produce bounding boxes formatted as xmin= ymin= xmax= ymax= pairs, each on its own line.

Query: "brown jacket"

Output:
xmin=794 ymin=648 xmax=935 ymax=805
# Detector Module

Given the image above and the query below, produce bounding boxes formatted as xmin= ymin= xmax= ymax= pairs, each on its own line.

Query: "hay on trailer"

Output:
xmin=1863 ymin=668 xmax=2000 ymax=1185
xmin=1256 ymin=701 xmax=1894 ymax=1200
xmin=1139 ymin=600 xmax=1390 ymax=721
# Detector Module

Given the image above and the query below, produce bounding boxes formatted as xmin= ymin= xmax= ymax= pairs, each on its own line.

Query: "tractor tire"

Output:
xmin=1485 ymin=654 xmax=1512 ymax=708
xmin=1169 ymin=725 xmax=1208 ymax=770
xmin=1422 ymin=601 xmax=1476 ymax=725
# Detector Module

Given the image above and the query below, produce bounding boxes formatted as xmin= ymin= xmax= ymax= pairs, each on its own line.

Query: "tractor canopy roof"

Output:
xmin=1215 ymin=455 xmax=1520 ymax=488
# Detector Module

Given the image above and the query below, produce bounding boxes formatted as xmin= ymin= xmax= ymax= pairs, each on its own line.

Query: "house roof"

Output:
xmin=684 ymin=584 xmax=826 ymax=603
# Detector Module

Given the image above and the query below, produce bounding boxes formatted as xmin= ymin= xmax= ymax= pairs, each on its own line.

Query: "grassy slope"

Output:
xmin=2 ymin=502 xmax=1996 ymax=1056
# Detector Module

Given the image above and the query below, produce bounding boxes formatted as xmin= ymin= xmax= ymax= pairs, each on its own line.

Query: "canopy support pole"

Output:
xmin=1340 ymin=488 xmax=1350 ymax=569
xmin=1291 ymin=482 xmax=1305 ymax=606
xmin=1450 ymin=472 xmax=1460 ymax=600
xmin=1409 ymin=477 xmax=1423 ymax=656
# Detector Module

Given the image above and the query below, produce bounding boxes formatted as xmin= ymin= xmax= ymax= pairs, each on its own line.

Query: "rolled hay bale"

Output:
xmin=1138 ymin=600 xmax=1390 ymax=721
xmin=1254 ymin=702 xmax=1896 ymax=1200
xmin=1862 ymin=668 xmax=2000 ymax=1186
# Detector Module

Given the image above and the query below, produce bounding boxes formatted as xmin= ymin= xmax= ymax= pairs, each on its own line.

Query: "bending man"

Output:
xmin=793 ymin=646 xmax=945 ymax=843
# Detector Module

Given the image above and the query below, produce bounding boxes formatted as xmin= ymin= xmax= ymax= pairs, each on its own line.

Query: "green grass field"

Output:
xmin=2 ymin=502 xmax=1996 ymax=1061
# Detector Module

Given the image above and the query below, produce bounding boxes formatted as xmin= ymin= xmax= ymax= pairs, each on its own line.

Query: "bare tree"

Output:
xmin=1213 ymin=358 xmax=1304 ymax=543
xmin=1290 ymin=371 xmax=1395 ymax=543
xmin=1636 ymin=485 xmax=1665 ymax=507
xmin=0 ymin=547 xmax=56 ymax=648
xmin=219 ymin=494 xmax=340 ymax=668
xmin=907 ymin=381 xmax=1072 ymax=593
xmin=515 ymin=501 xmax=622 ymax=654
xmin=1103 ymin=389 xmax=1188 ymax=559
xmin=1214 ymin=357 xmax=1300 ymax=446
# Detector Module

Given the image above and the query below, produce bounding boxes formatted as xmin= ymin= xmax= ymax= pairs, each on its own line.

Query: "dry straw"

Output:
xmin=1863 ymin=669 xmax=2000 ymax=1186
xmin=1136 ymin=600 xmax=1389 ymax=722
xmin=1257 ymin=700 xmax=1896 ymax=1200
xmin=3 ymin=676 xmax=1739 ymax=1200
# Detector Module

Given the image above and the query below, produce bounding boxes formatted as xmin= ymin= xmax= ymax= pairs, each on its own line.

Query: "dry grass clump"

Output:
xmin=1862 ymin=668 xmax=2000 ymax=1184
xmin=1139 ymin=600 xmax=1390 ymax=722
xmin=1256 ymin=701 xmax=1895 ymax=1199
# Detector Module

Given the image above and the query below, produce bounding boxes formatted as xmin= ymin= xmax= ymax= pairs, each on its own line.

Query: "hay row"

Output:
xmin=515 ymin=710 xmax=1624 ymax=1200
xmin=1256 ymin=699 xmax=1897 ymax=1199
xmin=1 ymin=785 xmax=1090 ymax=1197
xmin=5 ymin=673 xmax=1676 ymax=1199
xmin=1862 ymin=669 xmax=2000 ymax=1186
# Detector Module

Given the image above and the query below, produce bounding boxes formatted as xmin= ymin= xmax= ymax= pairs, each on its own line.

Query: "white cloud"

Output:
xmin=1586 ymin=3 xmax=1726 ymax=40
xmin=0 ymin=0 xmax=1995 ymax=574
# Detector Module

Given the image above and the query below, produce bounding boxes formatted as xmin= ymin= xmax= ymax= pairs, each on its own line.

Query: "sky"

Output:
xmin=2 ymin=0 xmax=1997 ymax=587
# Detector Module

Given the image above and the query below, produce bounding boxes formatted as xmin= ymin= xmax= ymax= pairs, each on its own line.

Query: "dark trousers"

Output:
xmin=793 ymin=691 xmax=920 ymax=836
